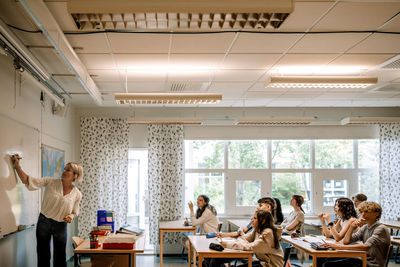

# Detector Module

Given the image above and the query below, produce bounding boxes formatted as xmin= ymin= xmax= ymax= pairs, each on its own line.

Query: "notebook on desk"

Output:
xmin=118 ymin=225 xmax=144 ymax=235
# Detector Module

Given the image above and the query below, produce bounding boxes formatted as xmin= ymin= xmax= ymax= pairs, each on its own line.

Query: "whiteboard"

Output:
xmin=0 ymin=115 xmax=40 ymax=238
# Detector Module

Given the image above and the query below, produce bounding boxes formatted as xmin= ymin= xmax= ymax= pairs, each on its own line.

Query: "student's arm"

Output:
xmin=216 ymin=232 xmax=239 ymax=238
xmin=343 ymin=220 xmax=362 ymax=245
xmin=190 ymin=208 xmax=213 ymax=227
xmin=318 ymin=213 xmax=332 ymax=238
xmin=323 ymin=242 xmax=369 ymax=251
xmin=223 ymin=231 xmax=261 ymax=251
xmin=285 ymin=212 xmax=304 ymax=232
xmin=331 ymin=218 xmax=356 ymax=242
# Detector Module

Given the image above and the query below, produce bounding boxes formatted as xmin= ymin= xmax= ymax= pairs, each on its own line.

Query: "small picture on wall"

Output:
xmin=41 ymin=145 xmax=65 ymax=178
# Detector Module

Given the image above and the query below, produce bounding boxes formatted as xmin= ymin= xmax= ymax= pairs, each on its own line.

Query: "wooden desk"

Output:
xmin=73 ymin=234 xmax=145 ymax=267
xmin=391 ymin=236 xmax=400 ymax=247
xmin=159 ymin=220 xmax=196 ymax=267
xmin=281 ymin=235 xmax=367 ymax=267
xmin=227 ymin=219 xmax=249 ymax=232
xmin=188 ymin=235 xmax=253 ymax=267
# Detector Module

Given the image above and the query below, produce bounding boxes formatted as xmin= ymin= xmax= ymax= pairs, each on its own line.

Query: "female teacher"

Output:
xmin=12 ymin=154 xmax=83 ymax=267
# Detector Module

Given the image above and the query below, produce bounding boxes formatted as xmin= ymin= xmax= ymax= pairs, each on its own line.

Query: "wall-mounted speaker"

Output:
xmin=52 ymin=101 xmax=69 ymax=117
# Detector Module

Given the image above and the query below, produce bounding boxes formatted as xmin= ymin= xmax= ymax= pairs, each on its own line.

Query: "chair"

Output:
xmin=386 ymin=242 xmax=393 ymax=267
xmin=72 ymin=236 xmax=92 ymax=267
xmin=218 ymin=223 xmax=223 ymax=232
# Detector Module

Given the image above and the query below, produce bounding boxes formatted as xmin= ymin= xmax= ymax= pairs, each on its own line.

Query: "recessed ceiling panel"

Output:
xmin=231 ymin=33 xmax=301 ymax=53
xmin=348 ymin=34 xmax=400 ymax=54
xmin=274 ymin=53 xmax=338 ymax=66
xmin=222 ymin=54 xmax=280 ymax=69
xmin=312 ymin=2 xmax=400 ymax=31
xmin=114 ymin=54 xmax=169 ymax=68
xmin=95 ymin=81 xmax=123 ymax=92
xmin=329 ymin=54 xmax=395 ymax=67
xmin=290 ymin=33 xmax=369 ymax=53
xmin=78 ymin=54 xmax=115 ymax=69
xmin=213 ymin=70 xmax=265 ymax=82
xmin=67 ymin=35 xmax=110 ymax=53
xmin=208 ymin=82 xmax=253 ymax=98
xmin=108 ymin=33 xmax=170 ymax=53
xmin=171 ymin=33 xmax=235 ymax=53
xmin=169 ymin=54 xmax=225 ymax=66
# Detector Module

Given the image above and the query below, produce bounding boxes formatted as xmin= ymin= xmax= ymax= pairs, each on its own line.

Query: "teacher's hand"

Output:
xmin=63 ymin=214 xmax=74 ymax=223
xmin=11 ymin=154 xmax=21 ymax=168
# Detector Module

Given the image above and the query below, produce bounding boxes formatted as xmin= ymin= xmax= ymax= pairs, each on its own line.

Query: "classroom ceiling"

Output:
xmin=0 ymin=0 xmax=400 ymax=108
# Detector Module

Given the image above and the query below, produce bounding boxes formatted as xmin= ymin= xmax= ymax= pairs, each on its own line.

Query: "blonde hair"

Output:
xmin=67 ymin=162 xmax=83 ymax=183
xmin=358 ymin=201 xmax=382 ymax=220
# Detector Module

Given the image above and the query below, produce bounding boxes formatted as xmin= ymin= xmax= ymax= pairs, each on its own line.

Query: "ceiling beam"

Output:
xmin=19 ymin=0 xmax=103 ymax=105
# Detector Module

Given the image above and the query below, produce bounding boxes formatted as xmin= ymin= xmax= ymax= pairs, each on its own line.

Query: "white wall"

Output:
xmin=0 ymin=53 xmax=78 ymax=265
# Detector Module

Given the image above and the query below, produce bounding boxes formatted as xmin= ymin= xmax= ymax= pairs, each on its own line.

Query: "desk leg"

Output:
xmin=193 ymin=247 xmax=197 ymax=267
xmin=362 ymin=254 xmax=367 ymax=267
xmin=199 ymin=256 xmax=203 ymax=267
xmin=74 ymin=253 xmax=78 ymax=267
xmin=248 ymin=255 xmax=252 ymax=267
xmin=160 ymin=230 xmax=164 ymax=267
xmin=313 ymin=256 xmax=318 ymax=267
xmin=188 ymin=239 xmax=191 ymax=267
xmin=129 ymin=254 xmax=132 ymax=267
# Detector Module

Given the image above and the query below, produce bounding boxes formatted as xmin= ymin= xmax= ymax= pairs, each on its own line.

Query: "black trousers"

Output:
xmin=317 ymin=257 xmax=363 ymax=267
xmin=36 ymin=213 xmax=67 ymax=267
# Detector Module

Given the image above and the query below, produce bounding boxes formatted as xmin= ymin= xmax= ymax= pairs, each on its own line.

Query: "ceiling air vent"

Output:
xmin=67 ymin=0 xmax=294 ymax=30
xmin=379 ymin=55 xmax=400 ymax=70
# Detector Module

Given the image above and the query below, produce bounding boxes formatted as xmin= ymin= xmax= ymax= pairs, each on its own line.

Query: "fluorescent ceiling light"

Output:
xmin=266 ymin=76 xmax=377 ymax=89
xmin=68 ymin=0 xmax=294 ymax=30
xmin=237 ymin=117 xmax=316 ymax=126
xmin=115 ymin=93 xmax=222 ymax=104
xmin=341 ymin=117 xmax=400 ymax=125
xmin=272 ymin=66 xmax=366 ymax=75
xmin=128 ymin=117 xmax=203 ymax=124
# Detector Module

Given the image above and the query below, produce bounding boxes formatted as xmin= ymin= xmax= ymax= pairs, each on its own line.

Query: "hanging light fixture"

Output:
xmin=265 ymin=76 xmax=378 ymax=89
xmin=115 ymin=93 xmax=222 ymax=105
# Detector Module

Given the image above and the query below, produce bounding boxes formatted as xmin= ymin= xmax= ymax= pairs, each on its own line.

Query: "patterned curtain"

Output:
xmin=78 ymin=117 xmax=129 ymax=237
xmin=380 ymin=124 xmax=400 ymax=220
xmin=148 ymin=124 xmax=184 ymax=244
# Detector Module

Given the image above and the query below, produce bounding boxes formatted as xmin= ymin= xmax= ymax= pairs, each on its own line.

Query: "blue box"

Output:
xmin=97 ymin=210 xmax=114 ymax=232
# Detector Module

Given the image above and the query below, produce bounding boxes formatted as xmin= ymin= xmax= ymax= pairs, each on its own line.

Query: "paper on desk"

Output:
xmin=301 ymin=236 xmax=335 ymax=244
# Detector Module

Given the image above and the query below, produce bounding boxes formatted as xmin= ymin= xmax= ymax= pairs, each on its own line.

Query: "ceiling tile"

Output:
xmin=171 ymin=33 xmax=235 ymax=53
xmin=380 ymin=12 xmax=400 ymax=32
xmin=213 ymin=70 xmax=265 ymax=82
xmin=78 ymin=54 xmax=115 ymax=69
xmin=230 ymin=33 xmax=301 ymax=53
xmin=108 ymin=33 xmax=170 ymax=53
xmin=289 ymin=33 xmax=369 ymax=53
xmin=329 ymin=54 xmax=395 ymax=68
xmin=53 ymin=77 xmax=84 ymax=93
xmin=46 ymin=2 xmax=80 ymax=32
xmin=90 ymin=69 xmax=121 ymax=82
xmin=29 ymin=48 xmax=71 ymax=74
xmin=114 ymin=54 xmax=169 ymax=68
xmin=274 ymin=53 xmax=339 ymax=66
xmin=169 ymin=54 xmax=224 ymax=66
xmin=278 ymin=2 xmax=334 ymax=31
xmin=95 ymin=81 xmax=123 ymax=92
xmin=167 ymin=72 xmax=214 ymax=82
xmin=127 ymin=82 xmax=166 ymax=92
xmin=348 ymin=34 xmax=400 ymax=54
xmin=312 ymin=2 xmax=400 ymax=31
xmin=248 ymin=82 xmax=288 ymax=93
xmin=208 ymin=82 xmax=253 ymax=98
xmin=67 ymin=35 xmax=110 ymax=53
xmin=222 ymin=54 xmax=280 ymax=69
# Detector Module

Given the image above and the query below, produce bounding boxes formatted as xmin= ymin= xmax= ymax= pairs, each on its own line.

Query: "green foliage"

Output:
xmin=271 ymin=140 xmax=310 ymax=168
xmin=228 ymin=141 xmax=267 ymax=168
xmin=193 ymin=174 xmax=225 ymax=213
xmin=315 ymin=140 xmax=353 ymax=168
xmin=236 ymin=180 xmax=261 ymax=206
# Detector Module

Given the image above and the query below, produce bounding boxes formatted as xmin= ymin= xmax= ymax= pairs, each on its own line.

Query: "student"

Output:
xmin=319 ymin=201 xmax=390 ymax=267
xmin=184 ymin=194 xmax=219 ymax=234
xmin=352 ymin=193 xmax=368 ymax=208
xmin=318 ymin=198 xmax=357 ymax=242
xmin=273 ymin=198 xmax=284 ymax=225
xmin=281 ymin=195 xmax=305 ymax=235
xmin=215 ymin=197 xmax=275 ymax=238
xmin=12 ymin=155 xmax=83 ymax=267
xmin=207 ymin=210 xmax=284 ymax=267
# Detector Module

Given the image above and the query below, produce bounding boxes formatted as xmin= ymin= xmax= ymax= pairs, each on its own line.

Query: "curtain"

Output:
xmin=148 ymin=124 xmax=184 ymax=244
xmin=78 ymin=117 xmax=129 ymax=237
xmin=379 ymin=124 xmax=400 ymax=220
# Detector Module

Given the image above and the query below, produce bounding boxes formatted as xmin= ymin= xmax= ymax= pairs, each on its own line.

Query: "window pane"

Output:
xmin=315 ymin=140 xmax=353 ymax=168
xmin=185 ymin=140 xmax=224 ymax=169
xmin=185 ymin=173 xmax=225 ymax=214
xmin=228 ymin=140 xmax=268 ymax=169
xmin=271 ymin=140 xmax=311 ymax=169
xmin=272 ymin=173 xmax=311 ymax=213
xmin=323 ymin=179 xmax=348 ymax=206
xmin=358 ymin=140 xmax=379 ymax=169
xmin=359 ymin=171 xmax=379 ymax=202
xmin=236 ymin=180 xmax=261 ymax=206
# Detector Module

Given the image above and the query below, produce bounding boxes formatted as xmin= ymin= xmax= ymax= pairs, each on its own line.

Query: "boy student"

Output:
xmin=352 ymin=193 xmax=368 ymax=208
xmin=319 ymin=202 xmax=390 ymax=267
xmin=215 ymin=197 xmax=275 ymax=238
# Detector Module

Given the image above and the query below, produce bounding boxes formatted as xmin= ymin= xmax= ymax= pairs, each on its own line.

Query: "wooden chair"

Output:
xmin=386 ymin=241 xmax=393 ymax=267
xmin=72 ymin=237 xmax=92 ymax=267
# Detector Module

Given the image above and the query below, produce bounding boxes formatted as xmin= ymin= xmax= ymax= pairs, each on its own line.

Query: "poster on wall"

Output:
xmin=41 ymin=145 xmax=65 ymax=178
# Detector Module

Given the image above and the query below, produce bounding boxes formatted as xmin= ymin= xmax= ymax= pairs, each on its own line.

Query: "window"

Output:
xmin=184 ymin=139 xmax=379 ymax=215
xmin=271 ymin=140 xmax=311 ymax=169
xmin=315 ymin=140 xmax=353 ymax=168
xmin=272 ymin=173 xmax=311 ymax=213
xmin=228 ymin=140 xmax=268 ymax=169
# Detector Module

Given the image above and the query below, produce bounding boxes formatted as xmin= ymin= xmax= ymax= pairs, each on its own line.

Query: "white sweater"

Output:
xmin=190 ymin=207 xmax=219 ymax=234
xmin=26 ymin=177 xmax=82 ymax=222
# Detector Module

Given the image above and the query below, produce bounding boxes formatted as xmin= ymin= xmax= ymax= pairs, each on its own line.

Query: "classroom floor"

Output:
xmin=67 ymin=255 xmax=400 ymax=266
